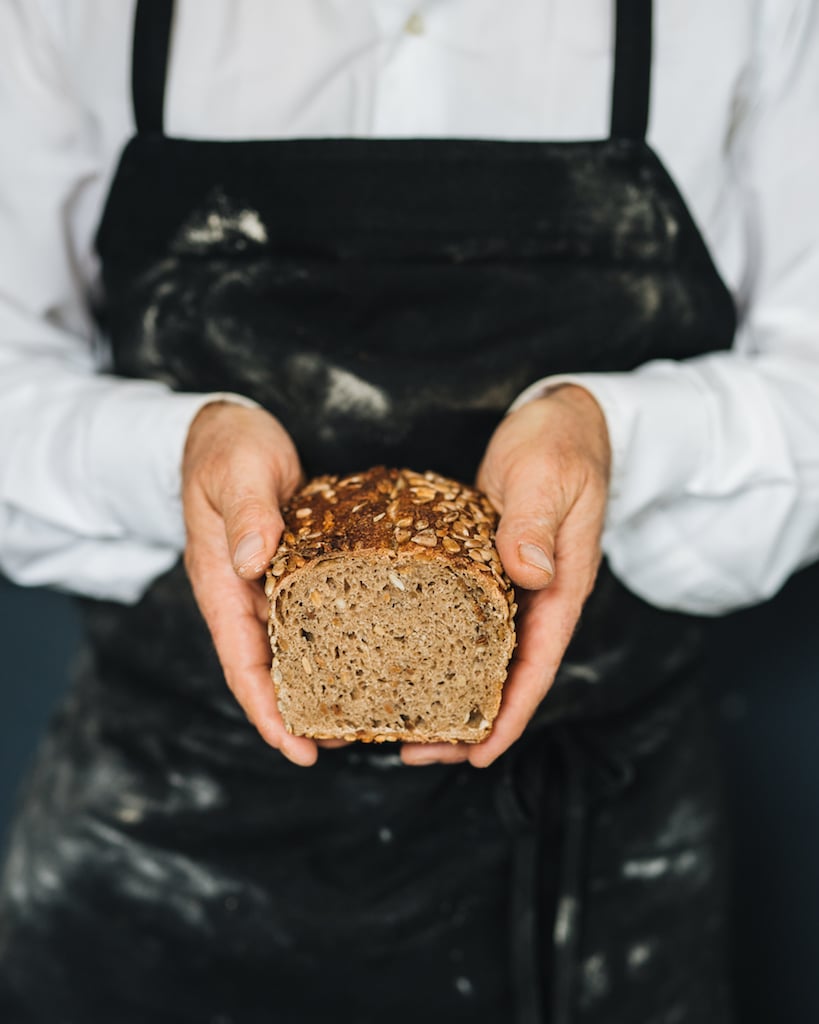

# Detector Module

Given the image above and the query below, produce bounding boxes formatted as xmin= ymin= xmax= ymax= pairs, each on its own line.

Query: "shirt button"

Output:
xmin=403 ymin=11 xmax=425 ymax=36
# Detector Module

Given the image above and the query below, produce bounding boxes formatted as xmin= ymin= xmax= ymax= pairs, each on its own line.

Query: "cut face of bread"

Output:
xmin=271 ymin=553 xmax=512 ymax=742
xmin=266 ymin=468 xmax=517 ymax=744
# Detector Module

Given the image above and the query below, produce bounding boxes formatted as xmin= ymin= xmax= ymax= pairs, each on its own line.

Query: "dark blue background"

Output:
xmin=1 ymin=566 xmax=817 ymax=1021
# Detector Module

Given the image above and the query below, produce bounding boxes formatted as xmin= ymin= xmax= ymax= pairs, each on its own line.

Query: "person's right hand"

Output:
xmin=181 ymin=401 xmax=319 ymax=766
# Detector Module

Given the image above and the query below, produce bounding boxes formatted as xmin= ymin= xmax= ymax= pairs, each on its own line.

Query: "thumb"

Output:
xmin=493 ymin=468 xmax=560 ymax=591
xmin=217 ymin=481 xmax=286 ymax=580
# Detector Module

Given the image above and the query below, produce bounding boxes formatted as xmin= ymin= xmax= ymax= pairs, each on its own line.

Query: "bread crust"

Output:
xmin=265 ymin=467 xmax=517 ymax=743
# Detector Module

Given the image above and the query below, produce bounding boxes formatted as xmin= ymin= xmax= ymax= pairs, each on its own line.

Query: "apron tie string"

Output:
xmin=496 ymin=724 xmax=635 ymax=1024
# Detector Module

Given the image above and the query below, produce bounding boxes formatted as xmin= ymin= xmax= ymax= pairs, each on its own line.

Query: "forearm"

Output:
xmin=0 ymin=307 xmax=256 ymax=601
xmin=510 ymin=345 xmax=819 ymax=614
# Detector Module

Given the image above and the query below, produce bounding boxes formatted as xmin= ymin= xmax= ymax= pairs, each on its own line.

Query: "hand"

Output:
xmin=401 ymin=385 xmax=611 ymax=768
xmin=181 ymin=401 xmax=319 ymax=766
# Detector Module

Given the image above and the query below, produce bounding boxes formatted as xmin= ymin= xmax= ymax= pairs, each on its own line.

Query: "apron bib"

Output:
xmin=0 ymin=2 xmax=735 ymax=1021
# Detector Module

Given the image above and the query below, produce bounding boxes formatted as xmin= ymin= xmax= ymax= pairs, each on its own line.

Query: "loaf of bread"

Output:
xmin=265 ymin=467 xmax=517 ymax=744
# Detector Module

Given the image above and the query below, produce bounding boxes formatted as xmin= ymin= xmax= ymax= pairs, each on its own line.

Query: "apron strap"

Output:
xmin=131 ymin=0 xmax=652 ymax=142
xmin=610 ymin=0 xmax=653 ymax=141
xmin=132 ymin=0 xmax=175 ymax=135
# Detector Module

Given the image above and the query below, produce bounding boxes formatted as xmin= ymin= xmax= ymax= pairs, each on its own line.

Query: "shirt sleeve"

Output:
xmin=510 ymin=0 xmax=819 ymax=616
xmin=0 ymin=0 xmax=253 ymax=603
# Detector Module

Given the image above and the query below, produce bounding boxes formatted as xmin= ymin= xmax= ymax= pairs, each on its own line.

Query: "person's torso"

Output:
xmin=85 ymin=0 xmax=736 ymax=725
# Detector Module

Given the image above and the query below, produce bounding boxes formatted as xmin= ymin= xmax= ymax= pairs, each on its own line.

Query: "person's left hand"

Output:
xmin=401 ymin=385 xmax=611 ymax=768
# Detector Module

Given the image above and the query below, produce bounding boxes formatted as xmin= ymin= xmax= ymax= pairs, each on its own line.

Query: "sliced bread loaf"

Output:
xmin=265 ymin=467 xmax=517 ymax=744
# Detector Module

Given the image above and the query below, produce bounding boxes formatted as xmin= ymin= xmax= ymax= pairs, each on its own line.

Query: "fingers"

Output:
xmin=181 ymin=403 xmax=315 ymax=766
xmin=185 ymin=507 xmax=318 ymax=767
xmin=401 ymin=742 xmax=470 ymax=766
xmin=466 ymin=588 xmax=576 ymax=768
xmin=437 ymin=390 xmax=609 ymax=767
xmin=469 ymin=503 xmax=602 ymax=767
xmin=216 ymin=583 xmax=318 ymax=767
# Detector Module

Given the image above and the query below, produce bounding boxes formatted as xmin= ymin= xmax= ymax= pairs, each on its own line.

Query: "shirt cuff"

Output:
xmin=87 ymin=383 xmax=260 ymax=548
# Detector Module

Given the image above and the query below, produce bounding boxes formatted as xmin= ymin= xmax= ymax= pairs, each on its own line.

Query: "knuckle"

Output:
xmin=224 ymin=494 xmax=267 ymax=523
xmin=225 ymin=496 xmax=282 ymax=535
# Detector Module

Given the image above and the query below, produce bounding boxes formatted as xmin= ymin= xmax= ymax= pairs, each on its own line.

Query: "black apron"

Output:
xmin=0 ymin=2 xmax=736 ymax=1021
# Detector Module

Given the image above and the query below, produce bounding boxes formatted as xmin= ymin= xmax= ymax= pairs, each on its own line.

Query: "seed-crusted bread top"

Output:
xmin=266 ymin=467 xmax=515 ymax=590
xmin=265 ymin=467 xmax=517 ymax=743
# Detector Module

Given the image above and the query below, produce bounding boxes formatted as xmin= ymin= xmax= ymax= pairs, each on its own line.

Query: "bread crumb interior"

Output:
xmin=271 ymin=555 xmax=510 ymax=741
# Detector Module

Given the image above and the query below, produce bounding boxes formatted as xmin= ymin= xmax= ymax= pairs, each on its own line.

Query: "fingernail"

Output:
xmin=233 ymin=531 xmax=265 ymax=571
xmin=519 ymin=542 xmax=554 ymax=578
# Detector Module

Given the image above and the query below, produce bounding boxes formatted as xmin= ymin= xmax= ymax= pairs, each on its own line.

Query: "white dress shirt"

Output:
xmin=1 ymin=0 xmax=818 ymax=613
